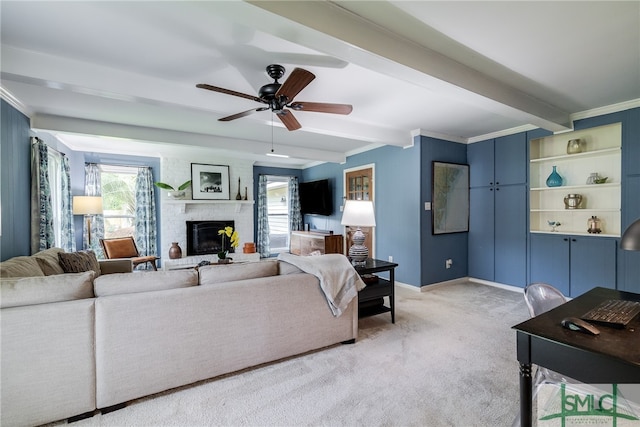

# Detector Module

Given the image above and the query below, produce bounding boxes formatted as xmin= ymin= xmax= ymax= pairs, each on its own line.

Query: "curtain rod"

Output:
xmin=32 ymin=137 xmax=65 ymax=157
xmin=85 ymin=162 xmax=150 ymax=169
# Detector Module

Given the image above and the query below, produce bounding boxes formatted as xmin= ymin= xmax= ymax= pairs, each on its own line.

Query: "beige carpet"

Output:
xmin=68 ymin=281 xmax=529 ymax=427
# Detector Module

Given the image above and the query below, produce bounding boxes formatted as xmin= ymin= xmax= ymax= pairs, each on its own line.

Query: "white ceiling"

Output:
xmin=1 ymin=1 xmax=639 ymax=168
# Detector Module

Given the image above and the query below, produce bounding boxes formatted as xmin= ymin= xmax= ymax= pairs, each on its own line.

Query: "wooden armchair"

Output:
xmin=100 ymin=237 xmax=159 ymax=271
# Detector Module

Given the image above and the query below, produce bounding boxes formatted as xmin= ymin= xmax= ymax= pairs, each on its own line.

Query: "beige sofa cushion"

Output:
xmin=199 ymin=260 xmax=278 ymax=286
xmin=94 ymin=269 xmax=198 ymax=297
xmin=33 ymin=247 xmax=66 ymax=275
xmin=0 ymin=256 xmax=45 ymax=278
xmin=0 ymin=271 xmax=95 ymax=308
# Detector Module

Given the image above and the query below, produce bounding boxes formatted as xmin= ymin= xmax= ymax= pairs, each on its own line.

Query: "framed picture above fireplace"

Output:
xmin=191 ymin=163 xmax=230 ymax=200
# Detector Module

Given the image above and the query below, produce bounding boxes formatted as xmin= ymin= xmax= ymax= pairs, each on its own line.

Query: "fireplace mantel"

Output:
xmin=165 ymin=200 xmax=254 ymax=214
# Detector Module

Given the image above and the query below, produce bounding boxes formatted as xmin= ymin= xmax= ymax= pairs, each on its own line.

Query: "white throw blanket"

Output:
xmin=277 ymin=253 xmax=366 ymax=317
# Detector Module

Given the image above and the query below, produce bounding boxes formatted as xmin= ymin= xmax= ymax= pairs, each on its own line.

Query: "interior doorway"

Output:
xmin=343 ymin=164 xmax=375 ymax=258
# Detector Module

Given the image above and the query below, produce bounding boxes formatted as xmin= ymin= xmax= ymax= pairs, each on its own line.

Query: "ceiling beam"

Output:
xmin=246 ymin=0 xmax=572 ymax=132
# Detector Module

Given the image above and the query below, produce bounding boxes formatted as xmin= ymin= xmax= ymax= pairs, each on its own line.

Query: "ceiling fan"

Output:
xmin=196 ymin=64 xmax=352 ymax=131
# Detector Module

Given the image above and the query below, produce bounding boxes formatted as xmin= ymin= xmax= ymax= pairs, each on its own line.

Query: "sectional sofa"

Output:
xmin=0 ymin=249 xmax=360 ymax=426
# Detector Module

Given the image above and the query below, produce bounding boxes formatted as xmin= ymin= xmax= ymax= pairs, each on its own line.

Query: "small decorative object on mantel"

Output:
xmin=236 ymin=177 xmax=242 ymax=200
xmin=546 ymin=166 xmax=563 ymax=187
xmin=168 ymin=242 xmax=182 ymax=259
xmin=588 ymin=216 xmax=602 ymax=234
xmin=566 ymin=138 xmax=585 ymax=154
xmin=243 ymin=242 xmax=256 ymax=253
xmin=244 ymin=186 xmax=248 ymax=200
xmin=217 ymin=226 xmax=239 ymax=263
xmin=154 ymin=180 xmax=192 ymax=199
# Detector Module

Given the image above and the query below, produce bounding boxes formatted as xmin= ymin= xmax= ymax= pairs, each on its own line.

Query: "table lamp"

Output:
xmin=73 ymin=196 xmax=103 ymax=247
xmin=620 ymin=218 xmax=640 ymax=251
xmin=341 ymin=200 xmax=376 ymax=265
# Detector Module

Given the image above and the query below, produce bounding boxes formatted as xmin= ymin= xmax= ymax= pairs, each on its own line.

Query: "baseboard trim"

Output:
xmin=396 ymin=277 xmax=525 ymax=293
xmin=468 ymin=277 xmax=524 ymax=294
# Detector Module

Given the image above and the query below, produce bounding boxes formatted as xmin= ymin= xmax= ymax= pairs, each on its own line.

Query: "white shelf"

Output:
xmin=531 ymin=208 xmax=620 ymax=213
xmin=530 ymin=230 xmax=620 ymax=238
xmin=530 ymin=183 xmax=620 ymax=191
xmin=529 ymin=122 xmax=621 ymax=237
xmin=164 ymin=199 xmax=254 ymax=213
xmin=530 ymin=147 xmax=621 ymax=163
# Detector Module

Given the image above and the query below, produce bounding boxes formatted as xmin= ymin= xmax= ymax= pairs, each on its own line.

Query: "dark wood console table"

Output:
xmin=354 ymin=258 xmax=398 ymax=323
xmin=512 ymin=287 xmax=640 ymax=427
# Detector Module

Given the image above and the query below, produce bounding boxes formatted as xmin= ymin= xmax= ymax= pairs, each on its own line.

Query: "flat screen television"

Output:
xmin=299 ymin=179 xmax=333 ymax=216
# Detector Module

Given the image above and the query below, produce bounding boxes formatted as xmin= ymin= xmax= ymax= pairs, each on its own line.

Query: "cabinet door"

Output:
xmin=530 ymin=233 xmax=570 ymax=296
xmin=494 ymin=185 xmax=527 ymax=287
xmin=467 ymin=139 xmax=494 ymax=188
xmin=495 ymin=133 xmax=527 ymax=186
xmin=468 ymin=187 xmax=495 ymax=280
xmin=569 ymin=237 xmax=617 ymax=297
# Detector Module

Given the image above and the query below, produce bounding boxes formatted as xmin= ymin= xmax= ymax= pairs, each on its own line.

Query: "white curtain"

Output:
xmin=84 ymin=163 xmax=105 ymax=257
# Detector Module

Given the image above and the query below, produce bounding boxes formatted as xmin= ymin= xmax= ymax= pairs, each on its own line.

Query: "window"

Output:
xmin=266 ymin=176 xmax=290 ymax=254
xmin=100 ymin=165 xmax=137 ymax=238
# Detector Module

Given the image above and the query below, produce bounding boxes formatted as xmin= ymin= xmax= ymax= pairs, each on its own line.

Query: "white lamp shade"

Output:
xmin=73 ymin=196 xmax=103 ymax=215
xmin=341 ymin=200 xmax=376 ymax=227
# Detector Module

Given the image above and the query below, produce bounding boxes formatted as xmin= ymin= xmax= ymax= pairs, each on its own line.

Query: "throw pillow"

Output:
xmin=0 ymin=256 xmax=45 ymax=278
xmin=58 ymin=251 xmax=101 ymax=278
xmin=33 ymin=247 xmax=66 ymax=275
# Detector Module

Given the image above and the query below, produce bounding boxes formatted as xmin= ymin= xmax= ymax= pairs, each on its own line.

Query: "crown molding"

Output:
xmin=0 ymin=87 xmax=32 ymax=117
xmin=569 ymin=98 xmax=640 ymax=123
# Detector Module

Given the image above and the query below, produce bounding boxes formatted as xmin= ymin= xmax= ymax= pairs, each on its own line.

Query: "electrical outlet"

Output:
xmin=388 ymin=255 xmax=393 ymax=262
xmin=446 ymin=259 xmax=453 ymax=269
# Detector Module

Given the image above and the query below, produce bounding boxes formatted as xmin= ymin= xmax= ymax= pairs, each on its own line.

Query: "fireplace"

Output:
xmin=186 ymin=220 xmax=235 ymax=256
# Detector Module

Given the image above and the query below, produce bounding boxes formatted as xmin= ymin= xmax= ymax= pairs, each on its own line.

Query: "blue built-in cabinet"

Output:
xmin=530 ymin=233 xmax=617 ymax=297
xmin=468 ymin=132 xmax=528 ymax=287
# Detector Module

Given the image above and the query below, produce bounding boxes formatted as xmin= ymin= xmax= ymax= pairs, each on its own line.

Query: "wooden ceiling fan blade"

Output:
xmin=288 ymin=101 xmax=353 ymax=115
xmin=219 ymin=108 xmax=264 ymax=122
xmin=277 ymin=110 xmax=301 ymax=131
xmin=196 ymin=84 xmax=265 ymax=103
xmin=275 ymin=68 xmax=315 ymax=101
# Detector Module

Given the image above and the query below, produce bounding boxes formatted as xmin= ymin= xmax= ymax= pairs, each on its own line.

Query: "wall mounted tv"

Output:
xmin=299 ymin=179 xmax=333 ymax=216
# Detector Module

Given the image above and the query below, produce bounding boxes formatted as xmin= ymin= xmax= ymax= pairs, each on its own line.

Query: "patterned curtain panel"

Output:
xmin=134 ymin=167 xmax=157 ymax=269
xmin=84 ymin=163 xmax=105 ymax=257
xmin=288 ymin=176 xmax=303 ymax=232
xmin=59 ymin=154 xmax=75 ymax=252
xmin=30 ymin=138 xmax=54 ymax=253
xmin=256 ymin=174 xmax=270 ymax=258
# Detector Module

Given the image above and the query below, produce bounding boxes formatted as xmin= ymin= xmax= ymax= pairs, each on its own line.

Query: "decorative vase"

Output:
xmin=563 ymin=194 xmax=584 ymax=209
xmin=169 ymin=242 xmax=182 ymax=259
xmin=567 ymin=138 xmax=584 ymax=154
xmin=546 ymin=166 xmax=563 ymax=187
xmin=217 ymin=258 xmax=231 ymax=264
xmin=236 ymin=177 xmax=242 ymax=200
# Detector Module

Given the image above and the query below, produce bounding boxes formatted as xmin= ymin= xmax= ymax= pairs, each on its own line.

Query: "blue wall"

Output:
xmin=1 ymin=100 xmax=31 ymax=260
xmin=419 ymin=135 xmax=469 ymax=285
xmin=301 ymin=142 xmax=424 ymax=287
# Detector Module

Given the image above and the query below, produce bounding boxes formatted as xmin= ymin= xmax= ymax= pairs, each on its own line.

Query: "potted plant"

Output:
xmin=154 ymin=180 xmax=191 ymax=199
xmin=217 ymin=226 xmax=240 ymax=263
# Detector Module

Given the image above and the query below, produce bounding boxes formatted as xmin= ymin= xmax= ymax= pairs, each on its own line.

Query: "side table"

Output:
xmin=354 ymin=258 xmax=398 ymax=323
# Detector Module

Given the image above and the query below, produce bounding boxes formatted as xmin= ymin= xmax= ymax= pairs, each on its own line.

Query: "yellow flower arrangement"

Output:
xmin=217 ymin=226 xmax=239 ymax=259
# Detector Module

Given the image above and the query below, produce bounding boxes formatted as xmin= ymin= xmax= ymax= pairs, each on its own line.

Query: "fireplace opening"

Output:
xmin=186 ymin=220 xmax=235 ymax=256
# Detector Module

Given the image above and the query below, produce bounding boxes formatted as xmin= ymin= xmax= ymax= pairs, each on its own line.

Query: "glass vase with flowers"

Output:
xmin=217 ymin=226 xmax=239 ymax=263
